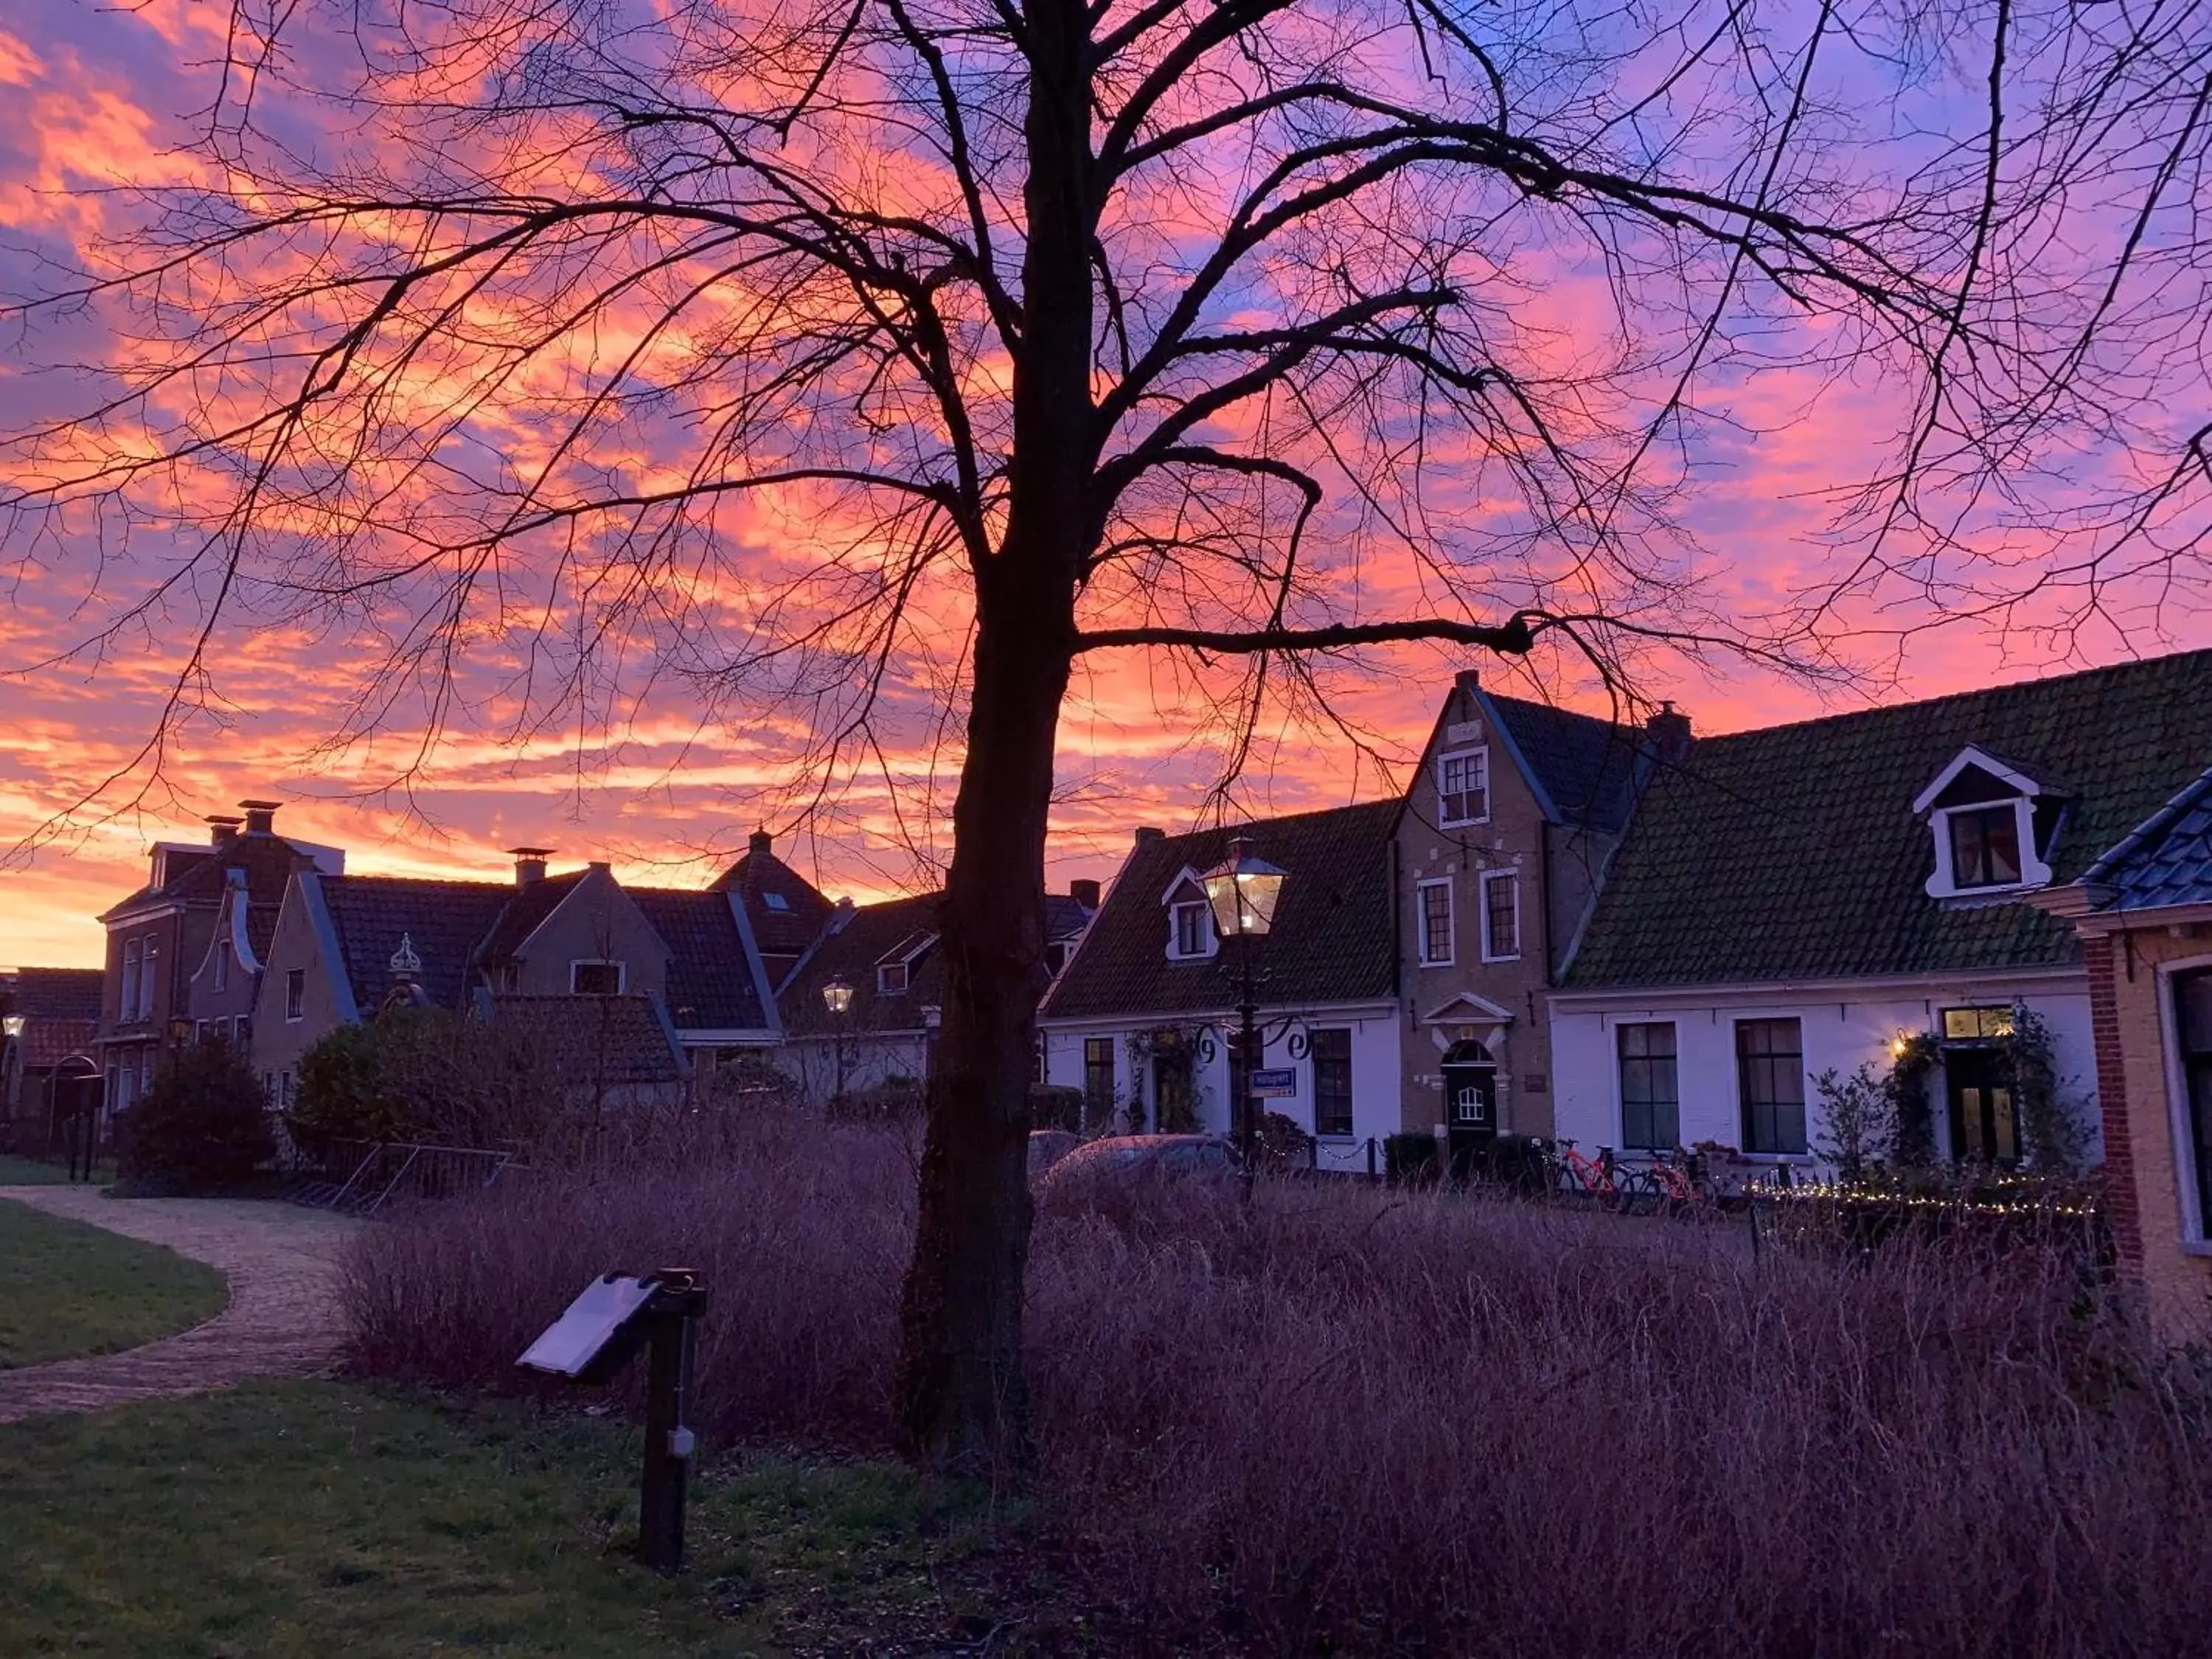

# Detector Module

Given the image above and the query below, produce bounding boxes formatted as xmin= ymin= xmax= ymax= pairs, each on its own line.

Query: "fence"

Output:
xmin=296 ymin=1141 xmax=518 ymax=1217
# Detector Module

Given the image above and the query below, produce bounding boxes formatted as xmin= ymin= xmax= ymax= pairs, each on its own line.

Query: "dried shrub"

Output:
xmin=343 ymin=1112 xmax=2212 ymax=1656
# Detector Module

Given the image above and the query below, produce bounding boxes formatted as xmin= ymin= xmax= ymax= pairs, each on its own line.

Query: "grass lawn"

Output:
xmin=0 ymin=1382 xmax=1082 ymax=1658
xmin=0 ymin=1199 xmax=229 ymax=1368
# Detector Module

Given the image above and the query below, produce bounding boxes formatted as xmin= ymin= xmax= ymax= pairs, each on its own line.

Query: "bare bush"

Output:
xmin=344 ymin=1115 xmax=2212 ymax=1655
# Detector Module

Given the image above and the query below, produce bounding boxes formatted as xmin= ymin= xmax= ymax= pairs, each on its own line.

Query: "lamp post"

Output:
xmin=1200 ymin=837 xmax=1287 ymax=1192
xmin=821 ymin=975 xmax=854 ymax=1107
xmin=1 ymin=1013 xmax=23 ymax=1125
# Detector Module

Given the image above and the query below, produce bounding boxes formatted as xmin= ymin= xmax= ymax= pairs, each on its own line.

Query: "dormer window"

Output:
xmin=1170 ymin=900 xmax=1214 ymax=960
xmin=1914 ymin=745 xmax=2059 ymax=900
xmin=877 ymin=961 xmax=908 ymax=995
xmin=1436 ymin=748 xmax=1489 ymax=828
xmin=763 ymin=891 xmax=790 ymax=912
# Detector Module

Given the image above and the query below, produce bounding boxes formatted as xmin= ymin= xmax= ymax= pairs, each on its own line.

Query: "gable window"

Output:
xmin=1168 ymin=899 xmax=1216 ymax=961
xmin=1436 ymin=748 xmax=1489 ymax=827
xmin=1618 ymin=1023 xmax=1680 ymax=1150
xmin=1480 ymin=871 xmax=1520 ymax=962
xmin=213 ymin=940 xmax=230 ymax=992
xmin=571 ymin=960 xmax=625 ymax=995
xmin=1312 ymin=1027 xmax=1354 ymax=1138
xmin=122 ymin=941 xmax=142 ymax=1022
xmin=1082 ymin=1037 xmax=1116 ymax=1123
xmin=1416 ymin=880 xmax=1454 ymax=967
xmin=877 ymin=961 xmax=909 ymax=995
xmin=1736 ymin=1018 xmax=1806 ymax=1155
xmin=285 ymin=968 xmax=306 ymax=1022
xmin=141 ymin=940 xmax=159 ymax=1018
xmin=1948 ymin=806 xmax=2023 ymax=888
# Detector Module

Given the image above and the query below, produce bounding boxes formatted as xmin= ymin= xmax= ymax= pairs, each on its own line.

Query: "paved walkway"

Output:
xmin=0 ymin=1188 xmax=358 ymax=1425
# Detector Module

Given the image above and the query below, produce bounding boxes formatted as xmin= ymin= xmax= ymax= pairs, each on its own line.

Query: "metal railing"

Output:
xmin=304 ymin=1141 xmax=517 ymax=1216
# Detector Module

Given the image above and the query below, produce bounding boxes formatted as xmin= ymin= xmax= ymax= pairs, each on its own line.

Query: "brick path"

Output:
xmin=0 ymin=1188 xmax=358 ymax=1424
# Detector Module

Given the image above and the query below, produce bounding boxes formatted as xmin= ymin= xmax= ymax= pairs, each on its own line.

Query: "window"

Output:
xmin=1736 ymin=1018 xmax=1806 ymax=1154
xmin=571 ymin=960 xmax=625 ymax=995
xmin=194 ymin=1019 xmax=210 ymax=1045
xmin=1044 ymin=940 xmax=1073 ymax=977
xmin=1082 ymin=1037 xmax=1115 ymax=1121
xmin=1436 ymin=748 xmax=1489 ymax=827
xmin=2171 ymin=970 xmax=2212 ymax=1240
xmin=212 ymin=940 xmax=230 ymax=992
xmin=763 ymin=891 xmax=791 ymax=911
xmin=1416 ymin=880 xmax=1454 ymax=966
xmin=1618 ymin=1023 xmax=1680 ymax=1150
xmin=122 ymin=942 xmax=142 ymax=1020
xmin=1941 ymin=1006 xmax=2014 ymax=1041
xmin=877 ymin=961 xmax=909 ymax=995
xmin=1168 ymin=899 xmax=1215 ymax=961
xmin=1481 ymin=871 xmax=1520 ymax=962
xmin=1312 ymin=1028 xmax=1354 ymax=1138
xmin=142 ymin=941 xmax=159 ymax=1018
xmin=279 ymin=1071 xmax=293 ymax=1108
xmin=233 ymin=1015 xmax=251 ymax=1048
xmin=1948 ymin=805 xmax=2024 ymax=888
xmin=285 ymin=968 xmax=306 ymax=1021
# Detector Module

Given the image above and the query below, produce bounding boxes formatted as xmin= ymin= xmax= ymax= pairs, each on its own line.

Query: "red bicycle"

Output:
xmin=1615 ymin=1146 xmax=1721 ymax=1220
xmin=1544 ymin=1138 xmax=1627 ymax=1208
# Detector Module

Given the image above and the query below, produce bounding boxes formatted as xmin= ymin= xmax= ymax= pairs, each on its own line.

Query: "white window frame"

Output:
xmin=1435 ymin=746 xmax=1490 ymax=829
xmin=877 ymin=960 xmax=909 ymax=995
xmin=1924 ymin=798 xmax=2051 ymax=898
xmin=2158 ymin=955 xmax=2212 ymax=1248
xmin=141 ymin=939 xmax=159 ymax=1020
xmin=1166 ymin=898 xmax=1217 ymax=962
xmin=1479 ymin=869 xmax=1521 ymax=963
xmin=569 ymin=959 xmax=628 ymax=995
xmin=1416 ymin=877 xmax=1455 ymax=967
xmin=285 ymin=968 xmax=306 ymax=1022
xmin=122 ymin=940 xmax=142 ymax=1021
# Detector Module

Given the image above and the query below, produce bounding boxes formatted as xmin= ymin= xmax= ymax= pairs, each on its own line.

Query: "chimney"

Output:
xmin=1133 ymin=827 xmax=1165 ymax=849
xmin=206 ymin=814 xmax=244 ymax=846
xmin=237 ymin=799 xmax=280 ymax=835
xmin=1645 ymin=700 xmax=1694 ymax=765
xmin=507 ymin=846 xmax=552 ymax=886
xmin=1455 ymin=668 xmax=1481 ymax=697
xmin=748 ymin=828 xmax=774 ymax=858
xmin=1068 ymin=878 xmax=1102 ymax=911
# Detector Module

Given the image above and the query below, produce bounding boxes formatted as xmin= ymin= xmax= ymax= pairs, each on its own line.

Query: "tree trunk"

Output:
xmin=894 ymin=0 xmax=1095 ymax=1473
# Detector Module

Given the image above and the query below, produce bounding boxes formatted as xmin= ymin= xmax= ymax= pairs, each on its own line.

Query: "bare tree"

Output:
xmin=3 ymin=0 xmax=2208 ymax=1468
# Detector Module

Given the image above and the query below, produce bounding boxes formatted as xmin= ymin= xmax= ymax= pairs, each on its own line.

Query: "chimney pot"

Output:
xmin=205 ymin=814 xmax=244 ymax=846
xmin=237 ymin=799 xmax=280 ymax=835
xmin=1644 ymin=702 xmax=1694 ymax=765
xmin=1134 ymin=827 xmax=1165 ymax=849
xmin=1455 ymin=668 xmax=1482 ymax=696
xmin=507 ymin=846 xmax=552 ymax=886
xmin=748 ymin=829 xmax=773 ymax=857
xmin=1068 ymin=878 xmax=1102 ymax=910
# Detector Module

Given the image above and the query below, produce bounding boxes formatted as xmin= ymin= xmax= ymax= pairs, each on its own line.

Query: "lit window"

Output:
xmin=1481 ymin=872 xmax=1520 ymax=961
xmin=1948 ymin=806 xmax=2024 ymax=888
xmin=1436 ymin=748 xmax=1489 ymax=827
xmin=1940 ymin=1006 xmax=2014 ymax=1041
xmin=1417 ymin=880 xmax=1453 ymax=966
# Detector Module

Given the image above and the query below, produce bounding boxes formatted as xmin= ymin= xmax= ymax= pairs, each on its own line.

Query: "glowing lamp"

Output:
xmin=821 ymin=975 xmax=854 ymax=1017
xmin=1200 ymin=837 xmax=1288 ymax=941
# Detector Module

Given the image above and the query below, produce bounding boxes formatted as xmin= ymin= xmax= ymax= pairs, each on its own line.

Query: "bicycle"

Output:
xmin=1615 ymin=1145 xmax=1719 ymax=1220
xmin=1543 ymin=1137 xmax=1627 ymax=1208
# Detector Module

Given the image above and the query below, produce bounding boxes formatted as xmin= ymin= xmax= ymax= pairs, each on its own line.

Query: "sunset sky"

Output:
xmin=4 ymin=0 xmax=2208 ymax=970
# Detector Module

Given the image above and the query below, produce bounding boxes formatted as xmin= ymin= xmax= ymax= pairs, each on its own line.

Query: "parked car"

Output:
xmin=1031 ymin=1133 xmax=1239 ymax=1207
xmin=1027 ymin=1129 xmax=1082 ymax=1178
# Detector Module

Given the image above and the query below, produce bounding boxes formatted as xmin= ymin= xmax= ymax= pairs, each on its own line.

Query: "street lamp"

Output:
xmin=1 ymin=1014 xmax=22 ymax=1124
xmin=1200 ymin=837 xmax=1288 ymax=1186
xmin=821 ymin=975 xmax=854 ymax=1107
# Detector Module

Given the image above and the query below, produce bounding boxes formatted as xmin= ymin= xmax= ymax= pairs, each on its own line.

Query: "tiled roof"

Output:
xmin=627 ymin=888 xmax=774 ymax=1032
xmin=475 ymin=870 xmax=587 ymax=961
xmin=779 ymin=894 xmax=945 ymax=1036
xmin=2083 ymin=768 xmax=2212 ymax=912
xmin=487 ymin=993 xmax=685 ymax=1085
xmin=100 ymin=835 xmax=309 ymax=921
xmin=1485 ymin=692 xmax=1647 ymax=833
xmin=1566 ymin=649 xmax=2212 ymax=987
xmin=5 ymin=967 xmax=104 ymax=1069
xmin=319 ymin=874 xmax=517 ymax=1010
xmin=713 ymin=846 xmax=835 ymax=961
xmin=1043 ymin=801 xmax=1401 ymax=1021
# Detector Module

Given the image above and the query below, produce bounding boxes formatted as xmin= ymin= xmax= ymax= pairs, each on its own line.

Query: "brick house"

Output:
xmin=711 ymin=830 xmax=837 ymax=990
xmin=780 ymin=884 xmax=1096 ymax=1104
xmin=252 ymin=850 xmax=782 ymax=1107
xmin=1548 ymin=652 xmax=2212 ymax=1174
xmin=2034 ymin=766 xmax=2212 ymax=1341
xmin=94 ymin=801 xmax=343 ymax=1129
xmin=0 ymin=967 xmax=103 ymax=1144
xmin=1394 ymin=670 xmax=1656 ymax=1147
xmin=1040 ymin=804 xmax=1399 ymax=1165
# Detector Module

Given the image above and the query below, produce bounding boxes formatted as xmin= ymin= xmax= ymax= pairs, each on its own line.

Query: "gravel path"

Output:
xmin=0 ymin=1188 xmax=358 ymax=1425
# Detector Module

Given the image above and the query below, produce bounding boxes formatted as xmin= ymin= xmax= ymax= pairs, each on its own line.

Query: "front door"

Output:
xmin=1946 ymin=1047 xmax=2020 ymax=1165
xmin=1152 ymin=1049 xmax=1196 ymax=1134
xmin=1441 ymin=1043 xmax=1498 ymax=1181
